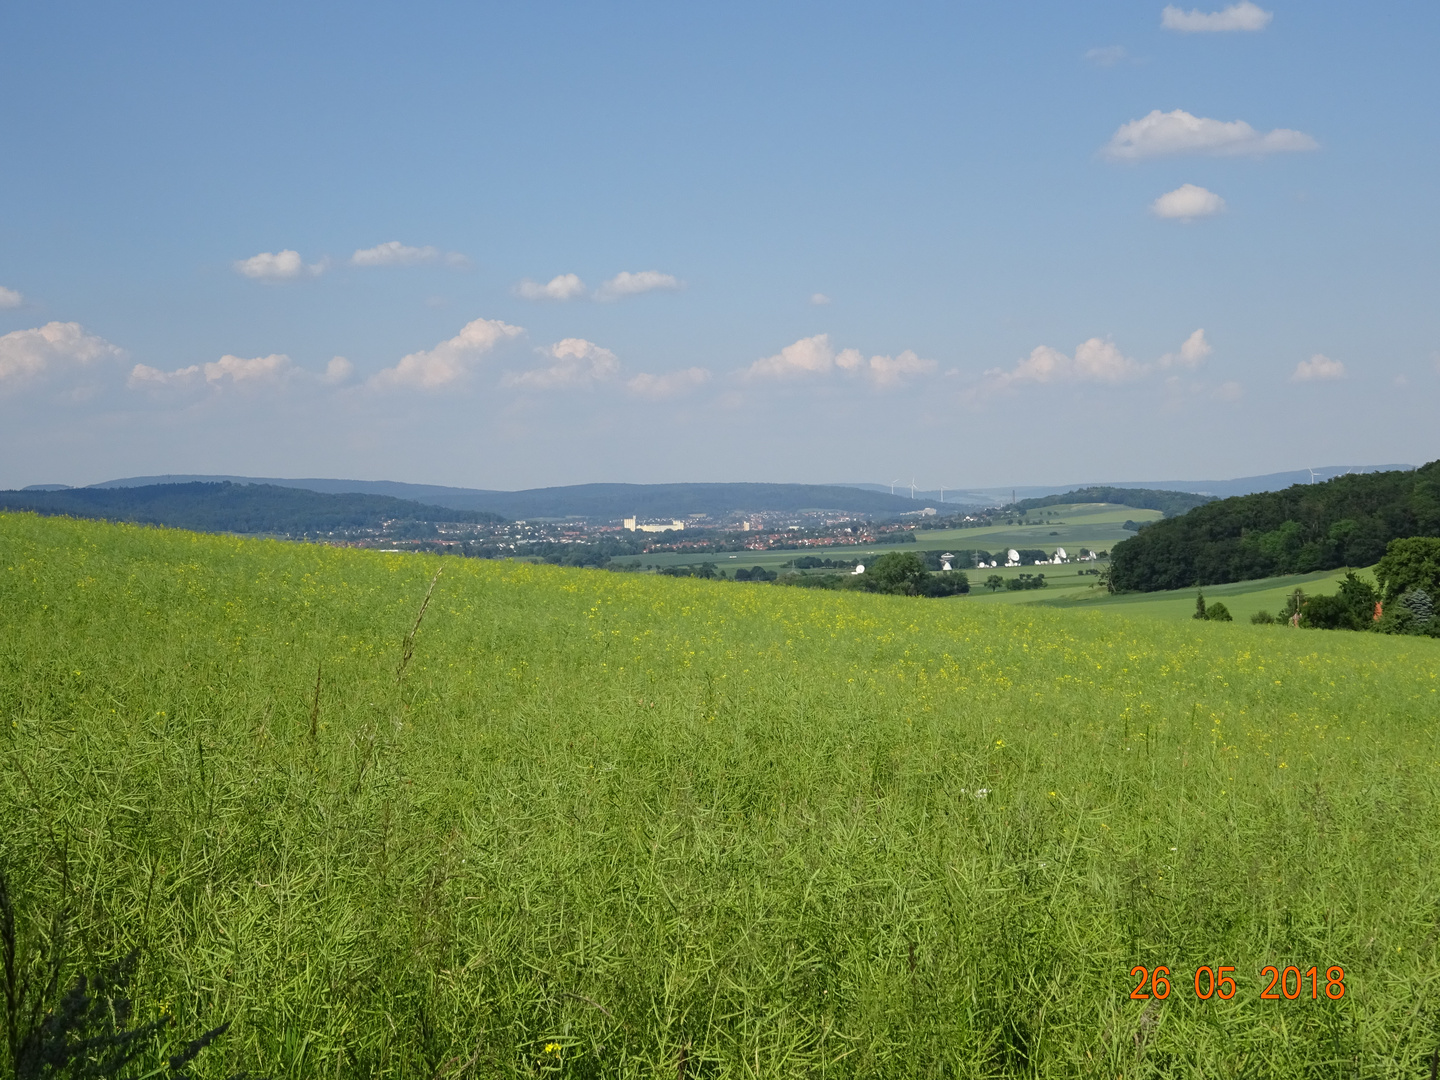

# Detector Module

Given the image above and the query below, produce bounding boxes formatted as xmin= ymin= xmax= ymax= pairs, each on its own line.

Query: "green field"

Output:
xmin=3 ymin=511 xmax=1439 ymax=1077
xmin=968 ymin=565 xmax=1370 ymax=618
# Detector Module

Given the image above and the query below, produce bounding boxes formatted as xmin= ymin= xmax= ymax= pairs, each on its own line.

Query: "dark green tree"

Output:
xmin=865 ymin=551 xmax=929 ymax=595
xmin=1374 ymin=537 xmax=1440 ymax=602
xmin=1193 ymin=592 xmax=1207 ymax=620
xmin=1299 ymin=593 xmax=1360 ymax=630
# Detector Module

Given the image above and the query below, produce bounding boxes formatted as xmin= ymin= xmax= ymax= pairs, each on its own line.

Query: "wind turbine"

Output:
xmin=909 ymin=477 xmax=917 ymax=499
xmin=1307 ymin=467 xmax=1319 ymax=484
xmin=889 ymin=478 xmax=902 ymax=495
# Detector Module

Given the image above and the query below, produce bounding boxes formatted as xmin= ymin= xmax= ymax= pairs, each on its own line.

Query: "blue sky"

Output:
xmin=2 ymin=1 xmax=1436 ymax=491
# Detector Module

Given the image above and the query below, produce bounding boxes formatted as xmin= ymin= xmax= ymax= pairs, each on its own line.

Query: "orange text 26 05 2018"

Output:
xmin=1129 ymin=965 xmax=1346 ymax=1001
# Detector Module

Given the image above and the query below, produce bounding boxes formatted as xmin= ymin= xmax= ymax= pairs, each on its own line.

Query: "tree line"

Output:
xmin=1108 ymin=462 xmax=1440 ymax=592
xmin=1008 ymin=486 xmax=1214 ymax=518
xmin=1246 ymin=538 xmax=1440 ymax=637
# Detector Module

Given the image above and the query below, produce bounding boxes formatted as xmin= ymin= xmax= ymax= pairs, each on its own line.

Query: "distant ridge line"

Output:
xmin=74 ymin=476 xmax=927 ymax=519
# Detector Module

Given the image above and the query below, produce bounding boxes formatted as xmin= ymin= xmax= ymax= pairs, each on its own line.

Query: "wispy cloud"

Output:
xmin=350 ymin=241 xmax=469 ymax=268
xmin=233 ymin=249 xmax=328 ymax=281
xmin=1292 ymin=354 xmax=1345 ymax=381
xmin=810 ymin=292 xmax=832 ymax=306
xmin=129 ymin=353 xmax=294 ymax=388
xmin=0 ymin=322 xmax=127 ymax=389
xmin=0 ymin=286 xmax=22 ymax=309
xmin=595 ymin=270 xmax=682 ymax=301
xmin=1151 ymin=183 xmax=1226 ymax=220
xmin=1162 ymin=2 xmax=1272 ymax=32
xmin=1104 ymin=109 xmax=1316 ymax=160
xmin=515 ymin=274 xmax=588 ymax=301
xmin=1084 ymin=45 xmax=1129 ymax=67
xmin=502 ymin=338 xmax=619 ymax=390
xmin=369 ymin=317 xmax=524 ymax=390
xmin=627 ymin=367 xmax=711 ymax=399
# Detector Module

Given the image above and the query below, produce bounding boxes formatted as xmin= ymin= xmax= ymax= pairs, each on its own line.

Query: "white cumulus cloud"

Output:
xmin=1292 ymin=354 xmax=1345 ymax=381
xmin=840 ymin=349 xmax=938 ymax=387
xmin=1104 ymin=109 xmax=1317 ymax=160
xmin=1158 ymin=329 xmax=1213 ymax=369
xmin=128 ymin=353 xmax=294 ymax=388
xmin=370 ymin=317 xmax=524 ymax=390
xmin=515 ymin=274 xmax=588 ymax=301
xmin=745 ymin=334 xmax=935 ymax=386
xmin=323 ymin=356 xmax=354 ymax=385
xmin=0 ymin=286 xmax=22 ymax=309
xmin=981 ymin=330 xmax=1209 ymax=394
xmin=0 ymin=322 xmax=127 ymax=388
xmin=744 ymin=334 xmax=839 ymax=380
xmin=810 ymin=292 xmax=832 ymax=306
xmin=503 ymin=338 xmax=620 ymax=390
xmin=233 ymin=249 xmax=327 ymax=281
xmin=1162 ymin=2 xmax=1272 ymax=32
xmin=627 ymin=367 xmax=712 ymax=399
xmin=1152 ymin=184 xmax=1226 ymax=221
xmin=595 ymin=270 xmax=682 ymax=301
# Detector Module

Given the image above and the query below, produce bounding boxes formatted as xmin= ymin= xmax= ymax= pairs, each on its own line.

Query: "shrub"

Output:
xmin=1004 ymin=573 xmax=1047 ymax=591
xmin=1250 ymin=609 xmax=1277 ymax=625
xmin=1205 ymin=601 xmax=1233 ymax=622
xmin=1401 ymin=587 xmax=1434 ymax=625
xmin=1300 ymin=593 xmax=1361 ymax=630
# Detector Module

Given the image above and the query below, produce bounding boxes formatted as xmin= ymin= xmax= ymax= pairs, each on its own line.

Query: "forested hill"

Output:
xmin=1109 ymin=462 xmax=1440 ymax=592
xmin=0 ymin=482 xmax=504 ymax=535
xmin=1009 ymin=486 xmax=1213 ymax=518
xmin=81 ymin=476 xmax=925 ymax=517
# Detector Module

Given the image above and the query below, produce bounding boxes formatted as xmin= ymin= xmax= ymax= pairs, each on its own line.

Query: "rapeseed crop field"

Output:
xmin=3 ymin=511 xmax=1438 ymax=1078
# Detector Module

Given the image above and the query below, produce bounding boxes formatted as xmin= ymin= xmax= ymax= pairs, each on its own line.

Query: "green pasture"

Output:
xmin=3 ymin=511 xmax=1439 ymax=1078
xmin=969 ymin=566 xmax=1373 ymax=621
xmin=910 ymin=501 xmax=1159 ymax=553
xmin=1055 ymin=568 xmax=1374 ymax=622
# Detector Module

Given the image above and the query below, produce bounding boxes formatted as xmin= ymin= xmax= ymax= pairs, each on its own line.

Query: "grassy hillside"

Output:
xmin=2 ymin=512 xmax=1438 ymax=1077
